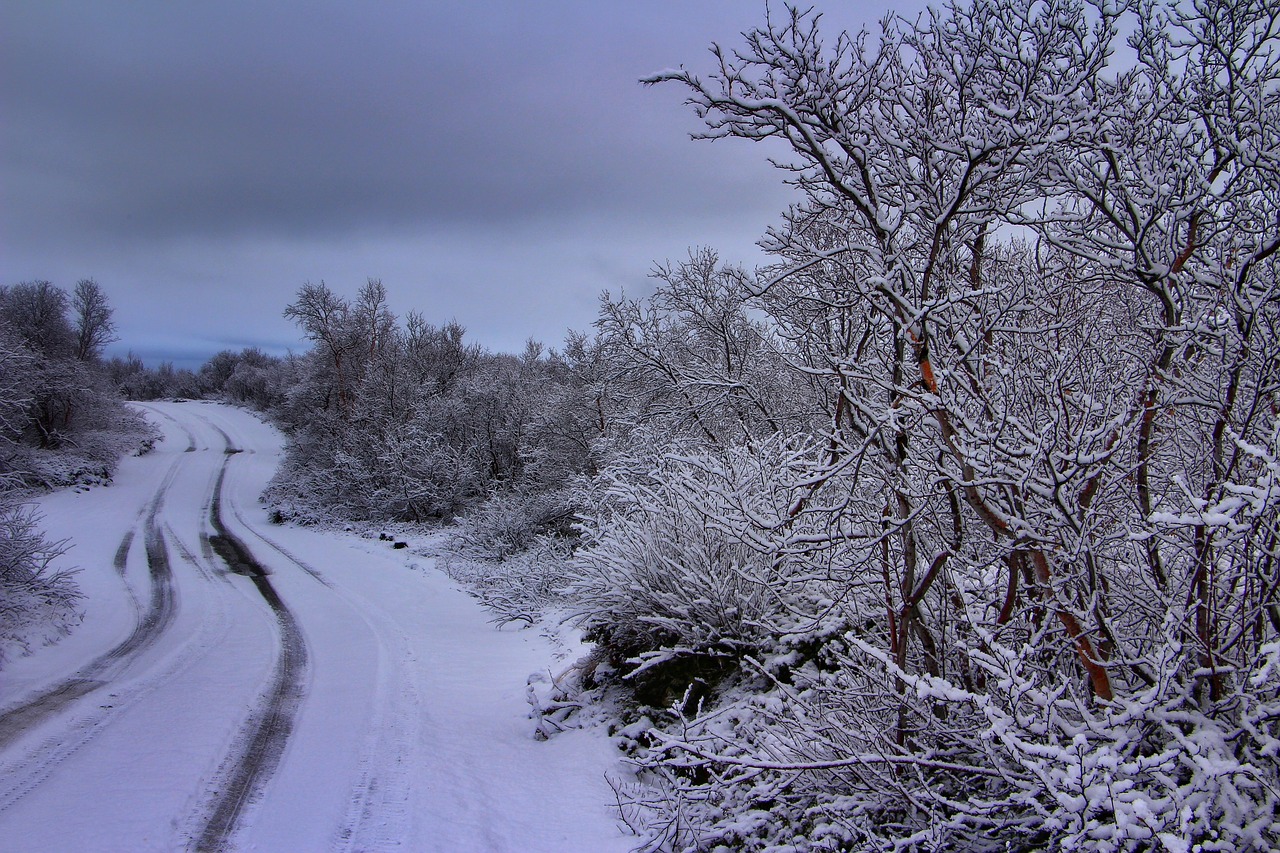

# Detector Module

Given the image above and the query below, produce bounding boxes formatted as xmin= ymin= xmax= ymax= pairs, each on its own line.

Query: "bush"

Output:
xmin=618 ymin=631 xmax=1280 ymax=852
xmin=440 ymin=535 xmax=572 ymax=627
xmin=0 ymin=495 xmax=80 ymax=667
xmin=452 ymin=487 xmax=579 ymax=561
xmin=566 ymin=439 xmax=832 ymax=704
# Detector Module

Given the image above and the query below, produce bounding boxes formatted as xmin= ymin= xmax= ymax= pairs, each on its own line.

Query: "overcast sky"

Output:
xmin=3 ymin=1 xmax=915 ymax=367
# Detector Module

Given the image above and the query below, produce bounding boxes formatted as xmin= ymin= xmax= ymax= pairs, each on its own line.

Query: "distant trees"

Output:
xmin=263 ymin=279 xmax=602 ymax=526
xmin=96 ymin=275 xmax=550 ymax=526
xmin=107 ymin=346 xmax=290 ymax=407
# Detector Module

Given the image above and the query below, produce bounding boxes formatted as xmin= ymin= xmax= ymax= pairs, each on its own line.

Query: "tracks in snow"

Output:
xmin=235 ymin=517 xmax=418 ymax=851
xmin=134 ymin=402 xmax=198 ymax=453
xmin=0 ymin=406 xmax=309 ymax=852
xmin=0 ymin=403 xmax=433 ymax=851
xmin=189 ymin=443 xmax=309 ymax=852
xmin=0 ymin=459 xmax=181 ymax=750
xmin=0 ymin=445 xmax=243 ymax=819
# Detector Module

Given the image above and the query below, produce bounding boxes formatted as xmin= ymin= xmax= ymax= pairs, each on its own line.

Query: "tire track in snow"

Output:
xmin=235 ymin=521 xmax=417 ymax=851
xmin=0 ymin=459 xmax=182 ymax=749
xmin=112 ymin=529 xmax=135 ymax=576
xmin=190 ymin=451 xmax=308 ymax=852
xmin=167 ymin=522 xmax=232 ymax=587
xmin=191 ymin=412 xmax=240 ymax=456
xmin=133 ymin=401 xmax=198 ymax=452
xmin=0 ymin=525 xmax=240 ymax=816
xmin=0 ymin=433 xmax=243 ymax=814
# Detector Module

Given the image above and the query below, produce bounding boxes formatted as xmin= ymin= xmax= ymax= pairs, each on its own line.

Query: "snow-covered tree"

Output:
xmin=564 ymin=1 xmax=1280 ymax=849
xmin=1 ymin=279 xmax=148 ymax=464
xmin=70 ymin=278 xmax=116 ymax=362
xmin=592 ymin=249 xmax=807 ymax=450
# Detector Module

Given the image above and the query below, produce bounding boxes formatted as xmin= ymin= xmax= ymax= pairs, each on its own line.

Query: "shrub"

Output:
xmin=0 ymin=495 xmax=80 ymax=667
xmin=566 ymin=439 xmax=832 ymax=705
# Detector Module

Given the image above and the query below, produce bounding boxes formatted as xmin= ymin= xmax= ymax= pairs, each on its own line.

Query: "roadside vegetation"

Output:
xmin=37 ymin=0 xmax=1280 ymax=848
xmin=1 ymin=279 xmax=155 ymax=665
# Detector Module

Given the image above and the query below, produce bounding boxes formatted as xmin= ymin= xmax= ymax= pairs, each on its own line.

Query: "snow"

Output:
xmin=0 ymin=402 xmax=632 ymax=852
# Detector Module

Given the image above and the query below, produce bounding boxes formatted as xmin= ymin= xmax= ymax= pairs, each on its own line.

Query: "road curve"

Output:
xmin=0 ymin=401 xmax=632 ymax=853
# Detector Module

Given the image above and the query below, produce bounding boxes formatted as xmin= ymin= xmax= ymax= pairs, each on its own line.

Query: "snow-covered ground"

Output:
xmin=0 ymin=402 xmax=632 ymax=852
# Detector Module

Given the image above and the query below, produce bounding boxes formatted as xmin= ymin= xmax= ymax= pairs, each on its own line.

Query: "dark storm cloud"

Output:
xmin=2 ymin=0 xmax=911 ymax=363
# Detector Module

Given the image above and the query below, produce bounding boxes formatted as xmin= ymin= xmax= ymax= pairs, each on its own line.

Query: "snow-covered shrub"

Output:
xmin=261 ymin=452 xmax=345 ymax=526
xmin=453 ymin=487 xmax=579 ymax=561
xmin=2 ymin=411 xmax=158 ymax=492
xmin=368 ymin=423 xmax=480 ymax=522
xmin=0 ymin=494 xmax=80 ymax=667
xmin=439 ymin=487 xmax=585 ymax=629
xmin=596 ymin=425 xmax=1280 ymax=849
xmin=618 ymin=627 xmax=1280 ymax=852
xmin=440 ymin=535 xmax=572 ymax=627
xmin=443 ymin=488 xmax=582 ymax=629
xmin=567 ymin=438 xmax=835 ymax=706
xmin=0 ymin=357 xmax=157 ymax=493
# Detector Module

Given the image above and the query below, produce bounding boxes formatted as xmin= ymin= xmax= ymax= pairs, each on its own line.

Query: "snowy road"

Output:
xmin=0 ymin=402 xmax=630 ymax=852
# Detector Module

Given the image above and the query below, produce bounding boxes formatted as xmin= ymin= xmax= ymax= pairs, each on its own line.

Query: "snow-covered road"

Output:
xmin=0 ymin=402 xmax=631 ymax=852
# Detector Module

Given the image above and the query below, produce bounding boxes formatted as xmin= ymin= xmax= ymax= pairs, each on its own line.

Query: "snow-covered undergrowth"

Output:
xmin=608 ymin=636 xmax=1280 ymax=852
xmin=0 ymin=494 xmax=80 ymax=667
xmin=566 ymin=441 xmax=832 ymax=707
xmin=558 ymin=444 xmax=1280 ymax=852
xmin=435 ymin=487 xmax=582 ymax=626
xmin=453 ymin=488 xmax=580 ymax=562
xmin=260 ymin=452 xmax=348 ymax=526
xmin=1 ymin=417 xmax=156 ymax=492
xmin=440 ymin=538 xmax=572 ymax=628
xmin=0 ymin=411 xmax=155 ymax=667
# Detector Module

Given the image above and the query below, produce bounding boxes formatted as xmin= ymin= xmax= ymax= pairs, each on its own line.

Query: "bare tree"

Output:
xmin=283 ymin=281 xmax=355 ymax=417
xmin=71 ymin=278 xmax=117 ymax=362
xmin=593 ymin=249 xmax=802 ymax=449
xmin=0 ymin=281 xmax=74 ymax=357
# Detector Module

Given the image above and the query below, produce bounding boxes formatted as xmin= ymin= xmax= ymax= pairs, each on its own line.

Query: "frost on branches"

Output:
xmin=563 ymin=1 xmax=1280 ymax=849
xmin=0 ymin=493 xmax=79 ymax=667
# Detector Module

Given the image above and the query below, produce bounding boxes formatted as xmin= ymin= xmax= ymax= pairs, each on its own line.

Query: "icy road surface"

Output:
xmin=0 ymin=402 xmax=631 ymax=852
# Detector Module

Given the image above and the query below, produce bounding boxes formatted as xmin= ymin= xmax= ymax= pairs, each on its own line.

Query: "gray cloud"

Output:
xmin=2 ymin=1 xmax=910 ymax=364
